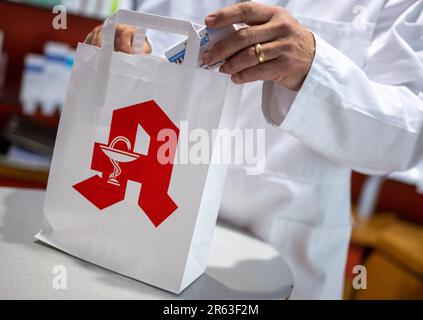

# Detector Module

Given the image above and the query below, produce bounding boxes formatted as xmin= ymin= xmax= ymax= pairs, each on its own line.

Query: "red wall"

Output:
xmin=352 ymin=173 xmax=423 ymax=225
xmin=0 ymin=1 xmax=101 ymax=103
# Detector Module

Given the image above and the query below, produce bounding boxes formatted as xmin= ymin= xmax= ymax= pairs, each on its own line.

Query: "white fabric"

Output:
xmin=139 ymin=0 xmax=423 ymax=299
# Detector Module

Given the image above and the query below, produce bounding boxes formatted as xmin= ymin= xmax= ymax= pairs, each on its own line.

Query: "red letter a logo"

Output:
xmin=73 ymin=100 xmax=179 ymax=227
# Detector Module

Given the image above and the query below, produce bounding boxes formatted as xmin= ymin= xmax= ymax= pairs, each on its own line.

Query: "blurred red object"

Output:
xmin=352 ymin=173 xmax=423 ymax=225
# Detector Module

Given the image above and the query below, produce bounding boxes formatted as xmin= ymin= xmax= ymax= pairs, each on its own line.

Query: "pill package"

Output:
xmin=165 ymin=24 xmax=240 ymax=70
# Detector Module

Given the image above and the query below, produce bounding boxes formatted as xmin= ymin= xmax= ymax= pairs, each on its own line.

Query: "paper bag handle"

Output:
xmin=102 ymin=9 xmax=201 ymax=67
xmin=91 ymin=10 xmax=201 ymax=123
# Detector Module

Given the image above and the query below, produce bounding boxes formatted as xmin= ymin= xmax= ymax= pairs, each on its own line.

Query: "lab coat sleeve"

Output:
xmin=262 ymin=1 xmax=423 ymax=175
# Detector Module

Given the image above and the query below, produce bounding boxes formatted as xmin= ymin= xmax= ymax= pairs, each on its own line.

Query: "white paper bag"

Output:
xmin=36 ymin=10 xmax=243 ymax=294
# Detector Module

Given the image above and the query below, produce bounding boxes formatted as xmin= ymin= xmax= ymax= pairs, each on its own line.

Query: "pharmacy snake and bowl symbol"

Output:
xmin=99 ymin=136 xmax=140 ymax=187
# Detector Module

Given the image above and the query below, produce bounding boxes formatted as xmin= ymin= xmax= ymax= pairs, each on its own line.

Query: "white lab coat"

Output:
xmin=139 ymin=0 xmax=423 ymax=299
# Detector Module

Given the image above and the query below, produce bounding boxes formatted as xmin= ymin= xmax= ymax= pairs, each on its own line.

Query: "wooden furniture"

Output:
xmin=349 ymin=213 xmax=423 ymax=300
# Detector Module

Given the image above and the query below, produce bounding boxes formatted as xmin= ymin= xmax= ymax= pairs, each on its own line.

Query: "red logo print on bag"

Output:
xmin=73 ymin=100 xmax=179 ymax=227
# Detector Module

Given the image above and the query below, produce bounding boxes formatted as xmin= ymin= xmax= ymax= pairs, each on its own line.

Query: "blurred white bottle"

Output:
xmin=59 ymin=48 xmax=75 ymax=112
xmin=118 ymin=0 xmax=133 ymax=11
xmin=102 ymin=0 xmax=133 ymax=16
xmin=83 ymin=0 xmax=99 ymax=17
xmin=61 ymin=0 xmax=83 ymax=14
xmin=20 ymin=54 xmax=45 ymax=115
xmin=99 ymin=0 xmax=114 ymax=17
xmin=41 ymin=42 xmax=70 ymax=116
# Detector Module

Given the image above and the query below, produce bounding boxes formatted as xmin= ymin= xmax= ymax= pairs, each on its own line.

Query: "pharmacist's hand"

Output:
xmin=203 ymin=2 xmax=315 ymax=91
xmin=84 ymin=24 xmax=152 ymax=54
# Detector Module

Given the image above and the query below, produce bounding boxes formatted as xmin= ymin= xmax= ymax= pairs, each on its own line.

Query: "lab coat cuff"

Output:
xmin=261 ymin=32 xmax=326 ymax=128
xmin=261 ymin=81 xmax=298 ymax=125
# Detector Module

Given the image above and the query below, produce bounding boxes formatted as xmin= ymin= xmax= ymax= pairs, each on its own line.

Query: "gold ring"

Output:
xmin=255 ymin=43 xmax=265 ymax=64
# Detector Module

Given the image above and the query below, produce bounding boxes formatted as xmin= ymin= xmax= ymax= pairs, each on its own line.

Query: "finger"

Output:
xmin=84 ymin=31 xmax=95 ymax=44
xmin=203 ymin=22 xmax=282 ymax=65
xmin=231 ymin=59 xmax=287 ymax=84
xmin=91 ymin=31 xmax=98 ymax=47
xmin=144 ymin=37 xmax=152 ymax=54
xmin=205 ymin=2 xmax=275 ymax=29
xmin=92 ymin=29 xmax=102 ymax=47
xmin=114 ymin=25 xmax=135 ymax=54
xmin=220 ymin=40 xmax=289 ymax=75
xmin=85 ymin=25 xmax=102 ymax=44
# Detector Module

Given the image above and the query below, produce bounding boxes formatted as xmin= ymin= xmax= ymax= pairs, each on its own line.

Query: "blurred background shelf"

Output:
xmin=0 ymin=0 xmax=102 ymax=104
xmin=0 ymin=0 xmax=96 ymax=188
xmin=5 ymin=0 xmax=140 ymax=20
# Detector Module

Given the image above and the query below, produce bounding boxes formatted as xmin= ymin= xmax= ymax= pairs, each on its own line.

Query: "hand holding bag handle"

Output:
xmin=102 ymin=10 xmax=201 ymax=66
xmin=93 ymin=10 xmax=201 ymax=117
